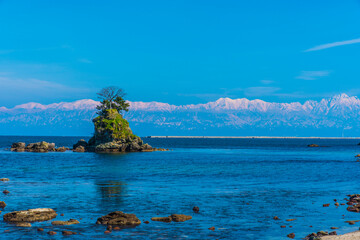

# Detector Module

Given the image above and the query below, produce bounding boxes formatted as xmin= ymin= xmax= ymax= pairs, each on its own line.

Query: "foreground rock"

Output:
xmin=346 ymin=194 xmax=360 ymax=213
xmin=52 ymin=219 xmax=79 ymax=225
xmin=3 ymin=208 xmax=57 ymax=222
xmin=96 ymin=211 xmax=141 ymax=226
xmin=151 ymin=214 xmax=192 ymax=223
xmin=76 ymin=109 xmax=167 ymax=153
xmin=305 ymin=231 xmax=337 ymax=239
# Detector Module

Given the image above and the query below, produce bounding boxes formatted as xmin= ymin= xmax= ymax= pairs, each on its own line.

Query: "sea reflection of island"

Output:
xmin=96 ymin=181 xmax=127 ymax=204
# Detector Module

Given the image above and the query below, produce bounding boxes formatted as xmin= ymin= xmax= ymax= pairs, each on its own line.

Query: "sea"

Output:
xmin=0 ymin=136 xmax=360 ymax=239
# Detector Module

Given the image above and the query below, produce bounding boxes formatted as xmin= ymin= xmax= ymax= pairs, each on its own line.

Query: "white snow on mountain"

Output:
xmin=1 ymin=94 xmax=360 ymax=136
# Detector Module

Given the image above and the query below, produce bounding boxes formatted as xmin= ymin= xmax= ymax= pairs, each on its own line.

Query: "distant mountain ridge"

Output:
xmin=1 ymin=94 xmax=360 ymax=136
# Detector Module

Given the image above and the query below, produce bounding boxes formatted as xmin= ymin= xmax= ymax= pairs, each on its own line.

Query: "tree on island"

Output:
xmin=96 ymin=86 xmax=130 ymax=116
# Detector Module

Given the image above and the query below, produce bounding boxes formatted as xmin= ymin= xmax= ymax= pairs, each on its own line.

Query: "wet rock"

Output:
xmin=0 ymin=201 xmax=6 ymax=209
xmin=3 ymin=208 xmax=57 ymax=222
xmin=37 ymin=228 xmax=44 ymax=231
xmin=0 ymin=178 xmax=9 ymax=182
xmin=341 ymin=203 xmax=345 ymax=205
xmin=308 ymin=144 xmax=319 ymax=147
xmin=48 ymin=231 xmax=57 ymax=235
xmin=335 ymin=202 xmax=339 ymax=206
xmin=104 ymin=230 xmax=111 ymax=234
xmin=273 ymin=216 xmax=279 ymax=220
xmin=171 ymin=214 xmax=192 ymax=222
xmin=16 ymin=222 xmax=31 ymax=227
xmin=281 ymin=225 xmax=286 ymax=228
xmin=73 ymin=145 xmax=86 ymax=152
xmin=151 ymin=216 xmax=172 ymax=222
xmin=3 ymin=190 xmax=9 ymax=195
xmin=286 ymin=219 xmax=296 ymax=222
xmin=60 ymin=213 xmax=64 ymax=216
xmin=56 ymin=147 xmax=68 ymax=152
xmin=11 ymin=142 xmax=25 ymax=152
xmin=330 ymin=227 xmax=338 ymax=229
xmin=323 ymin=203 xmax=330 ymax=207
xmin=356 ymin=154 xmax=360 ymax=157
xmin=209 ymin=226 xmax=215 ymax=231
xmin=73 ymin=139 xmax=88 ymax=150
xmin=193 ymin=206 xmax=199 ymax=213
xmin=51 ymin=219 xmax=79 ymax=225
xmin=25 ymin=141 xmax=55 ymax=152
xmin=113 ymin=226 xmax=121 ymax=230
xmin=62 ymin=231 xmax=77 ymax=236
xmin=96 ymin=211 xmax=141 ymax=226
xmin=144 ymin=221 xmax=149 ymax=224
xmin=329 ymin=231 xmax=337 ymax=235
xmin=107 ymin=225 xmax=112 ymax=231
xmin=345 ymin=220 xmax=359 ymax=225
xmin=287 ymin=233 xmax=295 ymax=239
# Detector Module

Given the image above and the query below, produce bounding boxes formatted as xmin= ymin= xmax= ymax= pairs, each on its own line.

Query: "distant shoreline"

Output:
xmin=146 ymin=136 xmax=360 ymax=139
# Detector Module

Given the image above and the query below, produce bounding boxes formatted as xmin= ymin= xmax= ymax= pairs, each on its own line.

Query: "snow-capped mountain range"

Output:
xmin=1 ymin=94 xmax=360 ymax=136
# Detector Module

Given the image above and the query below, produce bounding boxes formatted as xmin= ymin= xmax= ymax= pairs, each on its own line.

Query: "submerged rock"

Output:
xmin=51 ymin=219 xmax=79 ymax=225
xmin=151 ymin=216 xmax=172 ymax=222
xmin=0 ymin=178 xmax=9 ymax=182
xmin=151 ymin=214 xmax=192 ymax=223
xmin=3 ymin=208 xmax=57 ymax=222
xmin=62 ymin=231 xmax=77 ymax=236
xmin=0 ymin=201 xmax=6 ymax=209
xmin=96 ymin=211 xmax=141 ymax=226
xmin=15 ymin=222 xmax=31 ymax=227
xmin=308 ymin=144 xmax=320 ymax=147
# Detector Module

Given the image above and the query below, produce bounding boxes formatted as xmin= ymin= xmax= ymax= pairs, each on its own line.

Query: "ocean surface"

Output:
xmin=1 ymin=137 xmax=360 ymax=239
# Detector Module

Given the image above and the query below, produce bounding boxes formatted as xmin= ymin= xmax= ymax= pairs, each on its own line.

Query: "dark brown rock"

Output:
xmin=323 ymin=203 xmax=330 ymax=207
xmin=3 ymin=190 xmax=9 ymax=195
xmin=273 ymin=216 xmax=279 ymax=220
xmin=287 ymin=233 xmax=295 ymax=239
xmin=48 ymin=231 xmax=57 ymax=235
xmin=3 ymin=208 xmax=57 ymax=222
xmin=193 ymin=206 xmax=199 ymax=213
xmin=62 ymin=231 xmax=77 ymax=236
xmin=0 ymin=201 xmax=6 ymax=209
xmin=73 ymin=145 xmax=86 ymax=152
xmin=209 ymin=226 xmax=215 ymax=231
xmin=96 ymin=211 xmax=141 ymax=226
xmin=0 ymin=178 xmax=9 ymax=182
xmin=37 ymin=228 xmax=44 ymax=232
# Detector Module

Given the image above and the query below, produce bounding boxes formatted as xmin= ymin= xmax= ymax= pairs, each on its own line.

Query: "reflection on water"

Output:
xmin=96 ymin=181 xmax=126 ymax=204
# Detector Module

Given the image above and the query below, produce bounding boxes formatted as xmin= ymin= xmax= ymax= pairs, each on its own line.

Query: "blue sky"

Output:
xmin=0 ymin=0 xmax=360 ymax=107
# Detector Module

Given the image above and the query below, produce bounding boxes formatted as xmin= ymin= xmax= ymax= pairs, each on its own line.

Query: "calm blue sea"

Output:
xmin=0 ymin=136 xmax=360 ymax=239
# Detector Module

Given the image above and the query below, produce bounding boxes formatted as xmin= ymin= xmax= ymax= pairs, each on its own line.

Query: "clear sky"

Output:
xmin=0 ymin=0 xmax=360 ymax=107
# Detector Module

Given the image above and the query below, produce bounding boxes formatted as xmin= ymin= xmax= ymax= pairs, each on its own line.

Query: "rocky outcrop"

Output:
xmin=3 ymin=208 xmax=57 ymax=222
xmin=10 ymin=142 xmax=70 ymax=153
xmin=11 ymin=142 xmax=25 ymax=152
xmin=96 ymin=211 xmax=141 ymax=226
xmin=76 ymin=109 xmax=166 ymax=153
xmin=11 ymin=141 xmax=56 ymax=152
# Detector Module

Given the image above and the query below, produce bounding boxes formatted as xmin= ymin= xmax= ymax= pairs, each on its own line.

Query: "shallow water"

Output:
xmin=1 ymin=136 xmax=360 ymax=239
